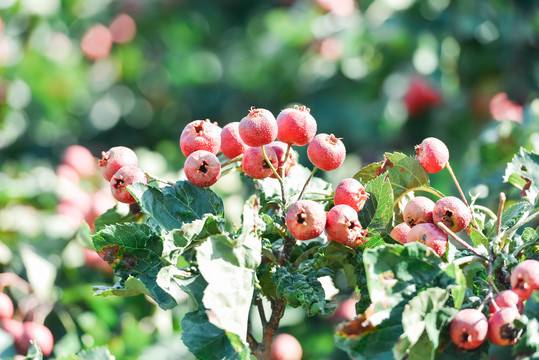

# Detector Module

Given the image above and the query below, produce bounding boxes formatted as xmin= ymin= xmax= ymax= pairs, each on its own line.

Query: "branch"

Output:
xmin=436 ymin=222 xmax=488 ymax=260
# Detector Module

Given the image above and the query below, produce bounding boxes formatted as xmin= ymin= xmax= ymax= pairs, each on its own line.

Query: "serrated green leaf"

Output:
xmin=129 ymin=181 xmax=224 ymax=231
xmin=443 ymin=263 xmax=467 ymax=309
xmin=93 ymin=206 xmax=138 ymax=233
xmin=468 ymin=227 xmax=489 ymax=249
xmin=313 ymin=241 xmax=357 ymax=287
xmin=354 ymin=161 xmax=384 ymax=185
xmin=504 ymin=147 xmax=539 ymax=205
xmin=359 ymin=175 xmax=394 ymax=234
xmin=76 ymin=221 xmax=93 ymax=248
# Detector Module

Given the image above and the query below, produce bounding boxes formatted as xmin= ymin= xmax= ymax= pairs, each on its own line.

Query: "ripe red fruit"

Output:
xmin=62 ymin=145 xmax=96 ymax=178
xmin=433 ymin=196 xmax=471 ymax=233
xmin=389 ymin=222 xmax=411 ymax=244
xmin=184 ymin=150 xmax=221 ymax=187
xmin=403 ymin=78 xmax=441 ymax=117
xmin=220 ymin=122 xmax=247 ymax=159
xmin=109 ymin=166 xmax=148 ymax=204
xmin=406 ymin=223 xmax=448 ymax=257
xmin=99 ymin=146 xmax=138 ymax=181
xmin=332 ymin=298 xmax=358 ymax=323
xmin=276 ymin=105 xmax=317 ymax=146
xmin=403 ymin=196 xmax=435 ymax=227
xmin=1 ymin=318 xmax=24 ymax=345
xmin=488 ymin=307 xmax=523 ymax=346
xmin=0 ymin=292 xmax=14 ymax=319
xmin=238 ymin=108 xmax=277 ymax=147
xmin=414 ymin=137 xmax=449 ymax=174
xmin=449 ymin=308 xmax=488 ymax=350
xmin=180 ymin=119 xmax=221 ymax=157
xmin=268 ymin=141 xmax=297 ymax=178
xmin=307 ymin=133 xmax=346 ymax=171
xmin=510 ymin=259 xmax=539 ymax=301
xmin=489 ymin=290 xmax=524 ymax=314
xmin=270 ymin=333 xmax=303 ymax=360
xmin=326 ymin=204 xmax=367 ymax=248
xmin=241 ymin=146 xmax=278 ymax=179
xmin=17 ymin=322 xmax=54 ymax=356
xmin=285 ymin=200 xmax=326 ymax=240
xmin=334 ymin=178 xmax=369 ymax=212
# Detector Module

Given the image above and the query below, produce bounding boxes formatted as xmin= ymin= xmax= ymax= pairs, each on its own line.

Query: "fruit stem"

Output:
xmin=293 ymin=245 xmax=323 ymax=271
xmin=452 ymin=255 xmax=488 ymax=267
xmin=393 ymin=186 xmax=445 ymax=208
xmin=436 ymin=222 xmax=488 ymax=260
xmin=256 ymin=295 xmax=268 ymax=327
xmin=221 ymin=154 xmax=243 ymax=167
xmin=260 ymin=145 xmax=286 ymax=206
xmin=496 ymin=192 xmax=506 ymax=235
xmin=488 ymin=245 xmax=500 ymax=298
xmin=220 ymin=164 xmax=242 ymax=177
xmin=445 ymin=162 xmax=482 ymax=232
xmin=281 ymin=144 xmax=292 ymax=179
xmin=471 ymin=205 xmax=497 ymax=221
xmin=146 ymin=173 xmax=175 ymax=186
xmin=297 ymin=167 xmax=318 ymax=201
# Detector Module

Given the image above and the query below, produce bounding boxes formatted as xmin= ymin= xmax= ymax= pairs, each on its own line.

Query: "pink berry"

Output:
xmin=62 ymin=145 xmax=96 ymax=178
xmin=1 ymin=318 xmax=23 ymax=346
xmin=184 ymin=150 xmax=221 ymax=187
xmin=270 ymin=333 xmax=302 ymax=360
xmin=241 ymin=146 xmax=278 ymax=179
xmin=285 ymin=200 xmax=326 ymax=240
xmin=18 ymin=322 xmax=54 ymax=356
xmin=403 ymin=196 xmax=435 ymax=227
xmin=414 ymin=137 xmax=449 ymax=174
xmin=180 ymin=119 xmax=221 ymax=157
xmin=307 ymin=133 xmax=346 ymax=171
xmin=449 ymin=308 xmax=488 ymax=350
xmin=268 ymin=141 xmax=297 ymax=179
xmin=403 ymin=78 xmax=441 ymax=117
xmin=220 ymin=122 xmax=247 ymax=159
xmin=389 ymin=222 xmax=411 ymax=244
xmin=276 ymin=105 xmax=317 ymax=146
xmin=488 ymin=307 xmax=523 ymax=346
xmin=238 ymin=107 xmax=277 ymax=147
xmin=109 ymin=166 xmax=148 ymax=204
xmin=326 ymin=204 xmax=367 ymax=248
xmin=0 ymin=293 xmax=14 ymax=320
xmin=489 ymin=290 xmax=524 ymax=314
xmin=332 ymin=298 xmax=358 ymax=323
xmin=510 ymin=259 xmax=539 ymax=301
xmin=334 ymin=178 xmax=369 ymax=212
xmin=406 ymin=223 xmax=448 ymax=257
xmin=99 ymin=146 xmax=138 ymax=181
xmin=433 ymin=196 xmax=471 ymax=233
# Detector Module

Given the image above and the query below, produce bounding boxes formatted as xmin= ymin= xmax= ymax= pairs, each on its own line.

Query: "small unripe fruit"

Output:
xmin=220 ymin=122 xmax=247 ymax=159
xmin=242 ymin=146 xmax=278 ymax=179
xmin=406 ymin=223 xmax=448 ymax=257
xmin=180 ymin=119 xmax=221 ymax=157
xmin=389 ymin=222 xmax=411 ymax=244
xmin=238 ymin=108 xmax=277 ymax=147
xmin=449 ymin=308 xmax=488 ymax=350
xmin=307 ymin=133 xmax=346 ymax=171
xmin=489 ymin=290 xmax=524 ymax=314
xmin=99 ymin=146 xmax=138 ymax=181
xmin=276 ymin=105 xmax=317 ymax=146
xmin=110 ymin=166 xmax=148 ymax=204
xmin=326 ymin=204 xmax=367 ymax=248
xmin=433 ymin=196 xmax=471 ymax=233
xmin=62 ymin=145 xmax=96 ymax=178
xmin=285 ymin=200 xmax=326 ymax=240
xmin=334 ymin=178 xmax=369 ymax=212
xmin=18 ymin=322 xmax=54 ymax=356
xmin=0 ymin=293 xmax=14 ymax=319
xmin=184 ymin=150 xmax=221 ymax=187
xmin=403 ymin=196 xmax=435 ymax=227
xmin=269 ymin=141 xmax=296 ymax=178
xmin=510 ymin=259 xmax=539 ymax=301
xmin=488 ymin=307 xmax=523 ymax=346
xmin=414 ymin=137 xmax=449 ymax=174
xmin=270 ymin=333 xmax=302 ymax=360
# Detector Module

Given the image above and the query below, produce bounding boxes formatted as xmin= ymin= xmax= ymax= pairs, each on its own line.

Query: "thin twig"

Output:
xmin=146 ymin=173 xmax=175 ymax=186
xmin=261 ymin=145 xmax=286 ymax=206
xmin=256 ymin=296 xmax=267 ymax=327
xmin=297 ymin=167 xmax=318 ymax=201
xmin=293 ymin=245 xmax=322 ymax=271
xmin=445 ymin=162 xmax=481 ymax=232
xmin=221 ymin=155 xmax=243 ymax=167
xmin=436 ymin=222 xmax=488 ymax=260
xmin=393 ymin=186 xmax=445 ymax=208
xmin=472 ymin=205 xmax=497 ymax=221
xmin=497 ymin=193 xmax=506 ymax=235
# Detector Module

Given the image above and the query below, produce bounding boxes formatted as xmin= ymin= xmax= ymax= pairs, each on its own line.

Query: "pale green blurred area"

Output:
xmin=0 ymin=0 xmax=538 ymax=358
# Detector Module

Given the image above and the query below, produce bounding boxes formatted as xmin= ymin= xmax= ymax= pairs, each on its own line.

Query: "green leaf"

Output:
xmin=359 ymin=175 xmax=394 ymax=234
xmin=25 ymin=342 xmax=43 ymax=359
xmin=313 ymin=241 xmax=357 ymax=287
xmin=93 ymin=206 xmax=138 ymax=233
xmin=504 ymin=147 xmax=539 ymax=205
xmin=76 ymin=222 xmax=93 ymax=249
xmin=129 ymin=181 xmax=224 ymax=231
xmin=488 ymin=201 xmax=533 ymax=237
xmin=274 ymin=265 xmax=336 ymax=316
xmin=512 ymin=317 xmax=539 ymax=359
xmin=181 ymin=310 xmax=250 ymax=360
xmin=92 ymin=223 xmax=178 ymax=309
xmin=443 ymin=263 xmax=467 ymax=309
xmin=468 ymin=227 xmax=489 ymax=249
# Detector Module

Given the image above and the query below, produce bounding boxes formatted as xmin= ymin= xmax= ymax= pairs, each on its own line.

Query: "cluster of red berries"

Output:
xmin=449 ymin=259 xmax=539 ymax=349
xmin=178 ymin=106 xmax=346 ymax=187
xmin=0 ymin=289 xmax=54 ymax=356
xmin=98 ymin=146 xmax=148 ymax=204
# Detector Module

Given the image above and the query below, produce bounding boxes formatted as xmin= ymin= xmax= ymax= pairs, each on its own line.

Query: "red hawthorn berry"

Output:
xmin=238 ymin=107 xmax=277 ymax=147
xmin=449 ymin=308 xmax=488 ymax=350
xmin=0 ymin=292 xmax=14 ymax=319
xmin=432 ymin=196 xmax=471 ymax=233
xmin=414 ymin=137 xmax=449 ymax=174
xmin=285 ymin=200 xmax=326 ymax=241
xmin=334 ymin=178 xmax=369 ymax=212
xmin=489 ymin=290 xmax=524 ymax=315
xmin=180 ymin=119 xmax=221 ymax=157
xmin=403 ymin=78 xmax=441 ymax=117
xmin=241 ymin=146 xmax=279 ymax=179
xmin=220 ymin=122 xmax=247 ymax=159
xmin=406 ymin=223 xmax=448 ymax=257
xmin=403 ymin=196 xmax=435 ymax=227
xmin=510 ymin=259 xmax=539 ymax=301
xmin=99 ymin=146 xmax=138 ymax=182
xmin=488 ymin=307 xmax=523 ymax=346
xmin=268 ymin=141 xmax=296 ymax=178
xmin=307 ymin=133 xmax=346 ymax=171
xmin=17 ymin=322 xmax=54 ymax=356
xmin=389 ymin=222 xmax=411 ymax=244
xmin=184 ymin=150 xmax=221 ymax=187
xmin=62 ymin=145 xmax=96 ymax=178
xmin=276 ymin=105 xmax=317 ymax=146
xmin=109 ymin=166 xmax=148 ymax=204
xmin=326 ymin=204 xmax=367 ymax=248
xmin=270 ymin=333 xmax=303 ymax=360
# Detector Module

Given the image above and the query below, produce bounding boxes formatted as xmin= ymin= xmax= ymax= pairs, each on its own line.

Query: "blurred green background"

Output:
xmin=0 ymin=0 xmax=538 ymax=358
